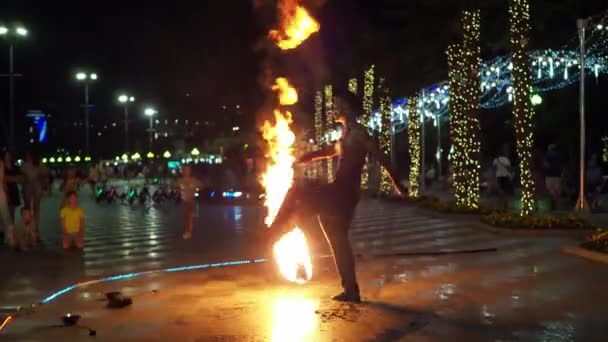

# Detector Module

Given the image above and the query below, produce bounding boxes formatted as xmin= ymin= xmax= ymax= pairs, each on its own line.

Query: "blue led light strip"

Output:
xmin=40 ymin=258 xmax=266 ymax=304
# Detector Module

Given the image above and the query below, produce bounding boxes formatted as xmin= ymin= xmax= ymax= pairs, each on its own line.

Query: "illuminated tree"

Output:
xmin=313 ymin=89 xmax=323 ymax=178
xmin=407 ymin=96 xmax=421 ymax=198
xmin=361 ymin=65 xmax=375 ymax=190
xmin=460 ymin=9 xmax=482 ymax=209
xmin=378 ymin=77 xmax=393 ymax=195
xmin=510 ymin=0 xmax=536 ymax=215
xmin=324 ymin=84 xmax=334 ymax=183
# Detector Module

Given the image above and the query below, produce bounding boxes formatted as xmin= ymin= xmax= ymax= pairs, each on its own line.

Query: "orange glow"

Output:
xmin=272 ymin=77 xmax=298 ymax=105
xmin=261 ymin=109 xmax=296 ymax=226
xmin=272 ymin=227 xmax=313 ymax=283
xmin=271 ymin=296 xmax=318 ymax=341
xmin=261 ymin=76 xmax=313 ymax=283
xmin=268 ymin=1 xmax=320 ymax=50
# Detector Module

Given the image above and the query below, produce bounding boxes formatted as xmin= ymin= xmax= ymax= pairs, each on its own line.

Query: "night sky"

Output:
xmin=0 ymin=0 xmax=607 ymax=151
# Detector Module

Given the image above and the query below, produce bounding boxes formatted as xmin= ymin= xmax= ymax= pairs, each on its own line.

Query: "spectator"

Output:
xmin=543 ymin=144 xmax=563 ymax=209
xmin=21 ymin=151 xmax=46 ymax=241
xmin=61 ymin=168 xmax=81 ymax=207
xmin=586 ymin=153 xmax=602 ymax=208
xmin=177 ymin=165 xmax=203 ymax=240
xmin=2 ymin=151 xmax=22 ymax=222
xmin=0 ymin=157 xmax=16 ymax=246
xmin=60 ymin=191 xmax=85 ymax=250
xmin=17 ymin=207 xmax=35 ymax=251
xmin=493 ymin=146 xmax=514 ymax=209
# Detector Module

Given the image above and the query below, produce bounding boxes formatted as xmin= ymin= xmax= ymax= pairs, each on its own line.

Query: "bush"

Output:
xmin=581 ymin=230 xmax=608 ymax=253
xmin=481 ymin=211 xmax=595 ymax=230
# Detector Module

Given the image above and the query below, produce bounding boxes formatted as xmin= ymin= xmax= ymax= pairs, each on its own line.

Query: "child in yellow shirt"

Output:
xmin=60 ymin=191 xmax=85 ymax=249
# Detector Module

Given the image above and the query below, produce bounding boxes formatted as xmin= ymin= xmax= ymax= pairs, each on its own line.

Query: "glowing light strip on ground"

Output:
xmin=39 ymin=259 xmax=268 ymax=304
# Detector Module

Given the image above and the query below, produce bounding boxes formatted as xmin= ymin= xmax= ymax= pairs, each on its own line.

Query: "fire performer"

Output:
xmin=266 ymin=92 xmax=405 ymax=303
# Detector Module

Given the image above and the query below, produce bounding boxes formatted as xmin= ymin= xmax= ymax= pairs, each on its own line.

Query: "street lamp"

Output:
xmin=144 ymin=107 xmax=157 ymax=151
xmin=75 ymin=71 xmax=98 ymax=155
xmin=118 ymin=94 xmax=135 ymax=152
xmin=0 ymin=24 xmax=28 ymax=150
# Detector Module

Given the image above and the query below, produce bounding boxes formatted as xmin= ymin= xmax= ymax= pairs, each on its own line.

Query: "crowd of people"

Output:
xmin=0 ymin=149 xmax=209 ymax=251
xmin=422 ymin=143 xmax=607 ymax=211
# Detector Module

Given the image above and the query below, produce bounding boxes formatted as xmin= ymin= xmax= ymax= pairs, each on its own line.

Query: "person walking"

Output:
xmin=0 ymin=157 xmax=16 ymax=246
xmin=543 ymin=144 xmax=563 ymax=210
xmin=264 ymin=93 xmax=405 ymax=303
xmin=21 ymin=151 xmax=46 ymax=241
xmin=493 ymin=146 xmax=514 ymax=209
xmin=176 ymin=165 xmax=203 ymax=240
xmin=2 ymin=151 xmax=22 ymax=222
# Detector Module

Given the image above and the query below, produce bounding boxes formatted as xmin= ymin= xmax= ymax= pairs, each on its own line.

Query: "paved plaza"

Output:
xmin=1 ymin=192 xmax=607 ymax=341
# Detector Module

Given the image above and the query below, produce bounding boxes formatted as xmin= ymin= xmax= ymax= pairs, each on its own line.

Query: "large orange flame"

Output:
xmin=261 ymin=78 xmax=312 ymax=283
xmin=272 ymin=77 xmax=298 ymax=105
xmin=261 ymin=109 xmax=296 ymax=226
xmin=269 ymin=1 xmax=320 ymax=50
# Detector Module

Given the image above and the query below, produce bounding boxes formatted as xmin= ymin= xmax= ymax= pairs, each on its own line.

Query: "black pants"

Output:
xmin=270 ymin=183 xmax=360 ymax=296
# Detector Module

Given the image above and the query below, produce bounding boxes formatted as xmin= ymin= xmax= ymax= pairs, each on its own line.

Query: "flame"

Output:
xmin=268 ymin=1 xmax=320 ymax=50
xmin=272 ymin=77 xmax=298 ymax=105
xmin=261 ymin=77 xmax=313 ymax=283
xmin=261 ymin=109 xmax=296 ymax=226
xmin=272 ymin=227 xmax=313 ymax=283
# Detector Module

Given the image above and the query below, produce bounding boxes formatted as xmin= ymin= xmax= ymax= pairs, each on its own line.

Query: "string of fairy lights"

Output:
xmin=324 ymin=84 xmax=334 ymax=183
xmin=407 ymin=95 xmax=421 ymax=198
xmin=378 ymin=77 xmax=393 ymax=195
xmin=388 ymin=12 xmax=608 ymax=134
xmin=313 ymin=89 xmax=323 ymax=178
xmin=348 ymin=78 xmax=358 ymax=95
xmin=509 ymin=0 xmax=536 ymax=215
xmin=361 ymin=65 xmax=375 ymax=190
xmin=459 ymin=9 xmax=482 ymax=209
xmin=447 ymin=43 xmax=468 ymax=206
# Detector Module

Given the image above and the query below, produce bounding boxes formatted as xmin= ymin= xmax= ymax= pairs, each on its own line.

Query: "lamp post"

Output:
xmin=575 ymin=18 xmax=589 ymax=214
xmin=118 ymin=94 xmax=135 ymax=152
xmin=144 ymin=107 xmax=157 ymax=151
xmin=75 ymin=72 xmax=97 ymax=155
xmin=0 ymin=25 xmax=28 ymax=150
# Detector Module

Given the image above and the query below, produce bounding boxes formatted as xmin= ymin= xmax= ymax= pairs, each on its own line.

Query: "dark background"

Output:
xmin=0 ymin=0 xmax=607 ymax=159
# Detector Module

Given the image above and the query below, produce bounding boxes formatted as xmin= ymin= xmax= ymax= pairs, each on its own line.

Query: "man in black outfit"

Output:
xmin=266 ymin=93 xmax=405 ymax=303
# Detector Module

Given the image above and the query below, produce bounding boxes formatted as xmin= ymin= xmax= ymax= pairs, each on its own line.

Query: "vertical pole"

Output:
xmin=420 ymin=92 xmax=426 ymax=193
xmin=149 ymin=116 xmax=153 ymax=151
xmin=437 ymin=114 xmax=442 ymax=179
xmin=84 ymin=83 xmax=90 ymax=155
xmin=124 ymin=106 xmax=129 ymax=153
xmin=8 ymin=44 xmax=15 ymax=150
xmin=576 ymin=18 xmax=587 ymax=213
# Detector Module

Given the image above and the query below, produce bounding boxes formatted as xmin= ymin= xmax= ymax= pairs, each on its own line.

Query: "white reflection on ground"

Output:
xmin=271 ymin=295 xmax=318 ymax=342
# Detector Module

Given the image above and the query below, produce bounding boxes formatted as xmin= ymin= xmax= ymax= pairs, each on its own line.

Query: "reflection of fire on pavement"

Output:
xmin=271 ymin=296 xmax=317 ymax=342
xmin=261 ymin=1 xmax=319 ymax=283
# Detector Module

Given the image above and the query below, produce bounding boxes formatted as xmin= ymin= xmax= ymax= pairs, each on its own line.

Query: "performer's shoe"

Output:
xmin=331 ymin=292 xmax=361 ymax=303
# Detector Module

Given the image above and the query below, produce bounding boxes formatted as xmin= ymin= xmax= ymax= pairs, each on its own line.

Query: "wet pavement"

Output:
xmin=1 ymin=191 xmax=608 ymax=340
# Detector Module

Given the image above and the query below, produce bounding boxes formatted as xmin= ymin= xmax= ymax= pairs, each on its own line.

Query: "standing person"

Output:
xmin=264 ymin=94 xmax=405 ymax=303
xmin=586 ymin=153 xmax=602 ymax=209
xmin=176 ymin=165 xmax=203 ymax=240
xmin=493 ymin=146 xmax=514 ymax=209
xmin=88 ymin=163 xmax=99 ymax=196
xmin=543 ymin=144 xmax=563 ymax=210
xmin=60 ymin=191 xmax=85 ymax=250
xmin=0 ymin=157 xmax=16 ymax=246
xmin=21 ymin=151 xmax=46 ymax=241
xmin=17 ymin=207 xmax=35 ymax=251
xmin=61 ymin=168 xmax=81 ymax=207
xmin=2 ymin=151 xmax=22 ymax=222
